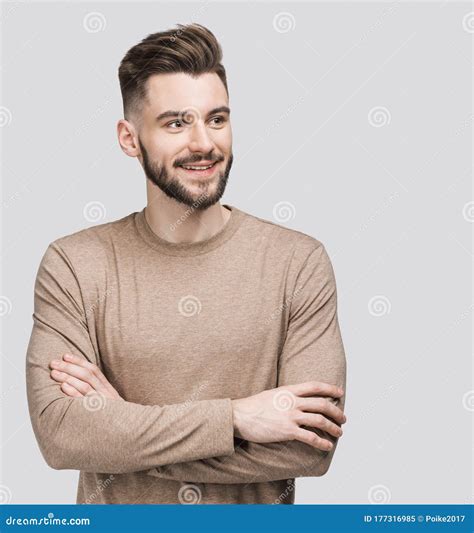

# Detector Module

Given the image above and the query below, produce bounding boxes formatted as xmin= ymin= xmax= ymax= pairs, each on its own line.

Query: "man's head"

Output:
xmin=117 ymin=24 xmax=233 ymax=210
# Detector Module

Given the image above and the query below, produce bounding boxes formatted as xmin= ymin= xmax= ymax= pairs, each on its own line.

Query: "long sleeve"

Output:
xmin=25 ymin=242 xmax=235 ymax=474
xmin=146 ymin=243 xmax=347 ymax=484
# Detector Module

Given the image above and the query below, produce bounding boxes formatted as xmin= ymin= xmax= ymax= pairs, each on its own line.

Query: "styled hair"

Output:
xmin=118 ymin=23 xmax=228 ymax=124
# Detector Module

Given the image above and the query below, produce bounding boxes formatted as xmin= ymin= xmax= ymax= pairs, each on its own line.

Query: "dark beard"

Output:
xmin=138 ymin=137 xmax=233 ymax=211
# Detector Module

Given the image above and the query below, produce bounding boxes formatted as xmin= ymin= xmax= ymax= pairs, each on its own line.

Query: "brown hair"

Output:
xmin=118 ymin=23 xmax=228 ymax=124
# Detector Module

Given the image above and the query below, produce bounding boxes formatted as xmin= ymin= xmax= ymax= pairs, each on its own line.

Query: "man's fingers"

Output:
xmin=51 ymin=370 xmax=94 ymax=396
xmin=49 ymin=358 xmax=103 ymax=392
xmin=60 ymin=382 xmax=83 ymax=398
xmin=299 ymin=397 xmax=346 ymax=424
xmin=297 ymin=413 xmax=343 ymax=438
xmin=287 ymin=381 xmax=344 ymax=399
xmin=62 ymin=354 xmax=113 ymax=390
xmin=50 ymin=355 xmax=121 ymax=400
xmin=293 ymin=427 xmax=334 ymax=451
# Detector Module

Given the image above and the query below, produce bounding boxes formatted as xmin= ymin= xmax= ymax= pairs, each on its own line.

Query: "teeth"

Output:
xmin=182 ymin=163 xmax=214 ymax=170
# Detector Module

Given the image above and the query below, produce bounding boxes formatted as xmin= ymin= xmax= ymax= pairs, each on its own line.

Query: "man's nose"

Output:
xmin=187 ymin=122 xmax=214 ymax=154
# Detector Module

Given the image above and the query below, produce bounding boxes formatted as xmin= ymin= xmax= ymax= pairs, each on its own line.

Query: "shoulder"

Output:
xmin=38 ymin=211 xmax=137 ymax=278
xmin=236 ymin=205 xmax=328 ymax=265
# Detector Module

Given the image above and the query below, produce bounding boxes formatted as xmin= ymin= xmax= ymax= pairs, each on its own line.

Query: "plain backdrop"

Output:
xmin=1 ymin=0 xmax=472 ymax=504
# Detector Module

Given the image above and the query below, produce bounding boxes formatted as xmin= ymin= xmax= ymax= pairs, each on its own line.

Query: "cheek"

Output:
xmin=215 ymin=128 xmax=232 ymax=152
xmin=151 ymin=137 xmax=185 ymax=165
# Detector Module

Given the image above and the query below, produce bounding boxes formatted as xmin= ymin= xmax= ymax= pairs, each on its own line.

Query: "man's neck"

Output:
xmin=144 ymin=194 xmax=231 ymax=245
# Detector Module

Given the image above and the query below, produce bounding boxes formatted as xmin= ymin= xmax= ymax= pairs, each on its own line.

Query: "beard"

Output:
xmin=138 ymin=137 xmax=233 ymax=211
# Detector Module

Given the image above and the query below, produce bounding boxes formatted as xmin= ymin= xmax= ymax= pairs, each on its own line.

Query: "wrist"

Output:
xmin=231 ymin=399 xmax=244 ymax=439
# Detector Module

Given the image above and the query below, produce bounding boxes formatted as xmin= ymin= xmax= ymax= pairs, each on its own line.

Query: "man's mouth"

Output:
xmin=177 ymin=160 xmax=220 ymax=177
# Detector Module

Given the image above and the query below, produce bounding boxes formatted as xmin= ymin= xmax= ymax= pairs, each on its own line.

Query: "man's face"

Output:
xmin=137 ymin=72 xmax=233 ymax=210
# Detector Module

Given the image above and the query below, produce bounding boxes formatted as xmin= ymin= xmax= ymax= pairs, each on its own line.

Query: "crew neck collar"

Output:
xmin=134 ymin=204 xmax=245 ymax=257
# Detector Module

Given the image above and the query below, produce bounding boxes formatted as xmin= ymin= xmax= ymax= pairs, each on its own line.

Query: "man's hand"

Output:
xmin=232 ymin=381 xmax=346 ymax=451
xmin=49 ymin=353 xmax=121 ymax=400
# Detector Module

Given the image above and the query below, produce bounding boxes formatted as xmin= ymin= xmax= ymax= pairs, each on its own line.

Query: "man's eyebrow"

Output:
xmin=156 ymin=106 xmax=230 ymax=122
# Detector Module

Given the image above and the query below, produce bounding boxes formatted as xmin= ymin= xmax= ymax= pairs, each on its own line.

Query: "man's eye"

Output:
xmin=167 ymin=120 xmax=183 ymax=129
xmin=210 ymin=116 xmax=226 ymax=126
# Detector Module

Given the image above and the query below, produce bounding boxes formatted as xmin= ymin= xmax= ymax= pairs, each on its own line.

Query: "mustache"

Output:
xmin=174 ymin=154 xmax=225 ymax=167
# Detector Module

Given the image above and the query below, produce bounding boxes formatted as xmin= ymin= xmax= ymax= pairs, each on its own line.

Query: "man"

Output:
xmin=26 ymin=23 xmax=347 ymax=505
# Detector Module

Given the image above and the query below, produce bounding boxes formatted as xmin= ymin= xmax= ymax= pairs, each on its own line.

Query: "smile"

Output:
xmin=181 ymin=163 xmax=215 ymax=170
xmin=178 ymin=160 xmax=220 ymax=177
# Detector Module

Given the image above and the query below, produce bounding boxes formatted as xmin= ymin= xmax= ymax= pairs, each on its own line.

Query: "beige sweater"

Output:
xmin=25 ymin=204 xmax=347 ymax=504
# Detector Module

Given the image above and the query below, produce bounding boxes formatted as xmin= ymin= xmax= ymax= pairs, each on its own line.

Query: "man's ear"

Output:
xmin=117 ymin=118 xmax=141 ymax=157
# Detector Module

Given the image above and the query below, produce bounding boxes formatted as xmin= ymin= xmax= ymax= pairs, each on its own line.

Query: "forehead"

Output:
xmin=144 ymin=72 xmax=228 ymax=115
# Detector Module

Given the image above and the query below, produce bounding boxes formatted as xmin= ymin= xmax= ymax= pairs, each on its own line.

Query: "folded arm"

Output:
xmin=146 ymin=243 xmax=347 ymax=484
xmin=26 ymin=242 xmax=235 ymax=474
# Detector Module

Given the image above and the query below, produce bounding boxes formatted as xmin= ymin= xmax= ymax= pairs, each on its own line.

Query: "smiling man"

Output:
xmin=26 ymin=23 xmax=347 ymax=504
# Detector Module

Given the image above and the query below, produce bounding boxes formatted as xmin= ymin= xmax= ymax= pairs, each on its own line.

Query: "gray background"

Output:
xmin=1 ymin=0 xmax=472 ymax=504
